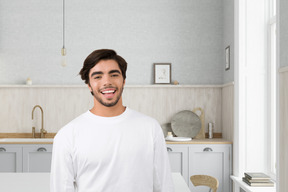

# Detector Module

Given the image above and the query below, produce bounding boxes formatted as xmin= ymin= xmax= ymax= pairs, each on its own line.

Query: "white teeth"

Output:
xmin=102 ymin=90 xmax=115 ymax=94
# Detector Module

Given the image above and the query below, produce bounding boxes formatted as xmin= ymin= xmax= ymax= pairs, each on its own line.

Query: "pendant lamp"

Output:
xmin=61 ymin=0 xmax=67 ymax=67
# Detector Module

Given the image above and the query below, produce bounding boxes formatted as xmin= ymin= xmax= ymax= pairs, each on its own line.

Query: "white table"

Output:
xmin=0 ymin=172 xmax=190 ymax=192
xmin=172 ymin=172 xmax=191 ymax=192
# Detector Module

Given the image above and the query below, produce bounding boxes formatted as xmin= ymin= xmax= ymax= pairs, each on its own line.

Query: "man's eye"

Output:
xmin=111 ymin=74 xmax=119 ymax=77
xmin=94 ymin=76 xmax=101 ymax=79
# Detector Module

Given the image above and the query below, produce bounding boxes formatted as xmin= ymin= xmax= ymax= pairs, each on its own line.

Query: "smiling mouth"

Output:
xmin=101 ymin=90 xmax=116 ymax=94
xmin=100 ymin=88 xmax=117 ymax=99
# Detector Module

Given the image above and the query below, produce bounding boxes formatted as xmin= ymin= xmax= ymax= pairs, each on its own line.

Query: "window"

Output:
xmin=267 ymin=0 xmax=277 ymax=179
xmin=234 ymin=0 xmax=277 ymax=179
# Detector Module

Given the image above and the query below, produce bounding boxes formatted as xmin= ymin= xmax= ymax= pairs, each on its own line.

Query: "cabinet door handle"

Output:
xmin=37 ymin=147 xmax=47 ymax=152
xmin=0 ymin=147 xmax=6 ymax=152
xmin=203 ymin=147 xmax=213 ymax=152
xmin=167 ymin=147 xmax=173 ymax=152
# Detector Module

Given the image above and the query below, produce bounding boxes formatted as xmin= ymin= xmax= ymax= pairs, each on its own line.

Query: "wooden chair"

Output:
xmin=190 ymin=175 xmax=219 ymax=192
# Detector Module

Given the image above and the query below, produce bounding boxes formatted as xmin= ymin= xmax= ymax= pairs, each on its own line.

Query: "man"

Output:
xmin=50 ymin=49 xmax=174 ymax=192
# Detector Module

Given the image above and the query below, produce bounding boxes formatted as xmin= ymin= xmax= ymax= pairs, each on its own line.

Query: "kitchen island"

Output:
xmin=0 ymin=172 xmax=189 ymax=192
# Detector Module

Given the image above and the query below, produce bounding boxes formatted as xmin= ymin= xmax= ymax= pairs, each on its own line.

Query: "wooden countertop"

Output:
xmin=0 ymin=139 xmax=232 ymax=145
xmin=0 ymin=133 xmax=56 ymax=139
xmin=166 ymin=138 xmax=232 ymax=144
xmin=0 ymin=141 xmax=53 ymax=144
xmin=0 ymin=133 xmax=55 ymax=144
xmin=0 ymin=133 xmax=232 ymax=145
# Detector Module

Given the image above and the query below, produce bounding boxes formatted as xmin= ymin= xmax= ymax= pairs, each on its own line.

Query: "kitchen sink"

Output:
xmin=0 ymin=138 xmax=54 ymax=142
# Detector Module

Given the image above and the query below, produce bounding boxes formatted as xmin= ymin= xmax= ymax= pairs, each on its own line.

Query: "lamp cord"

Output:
xmin=62 ymin=0 xmax=65 ymax=48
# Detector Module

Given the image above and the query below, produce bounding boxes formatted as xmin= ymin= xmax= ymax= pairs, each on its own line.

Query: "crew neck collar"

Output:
xmin=87 ymin=107 xmax=129 ymax=121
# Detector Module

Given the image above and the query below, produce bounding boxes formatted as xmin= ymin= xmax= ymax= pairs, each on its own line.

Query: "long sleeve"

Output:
xmin=50 ymin=129 xmax=75 ymax=192
xmin=50 ymin=109 xmax=175 ymax=192
xmin=153 ymin=125 xmax=175 ymax=192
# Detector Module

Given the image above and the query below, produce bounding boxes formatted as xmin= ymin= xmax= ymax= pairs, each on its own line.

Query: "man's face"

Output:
xmin=88 ymin=59 xmax=125 ymax=107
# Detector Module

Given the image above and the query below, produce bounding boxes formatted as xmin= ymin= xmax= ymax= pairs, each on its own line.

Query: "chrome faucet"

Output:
xmin=32 ymin=105 xmax=47 ymax=138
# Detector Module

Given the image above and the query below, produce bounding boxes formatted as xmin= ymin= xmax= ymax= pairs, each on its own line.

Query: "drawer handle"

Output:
xmin=203 ymin=147 xmax=213 ymax=152
xmin=37 ymin=147 xmax=47 ymax=152
xmin=167 ymin=147 xmax=173 ymax=152
xmin=0 ymin=147 xmax=6 ymax=152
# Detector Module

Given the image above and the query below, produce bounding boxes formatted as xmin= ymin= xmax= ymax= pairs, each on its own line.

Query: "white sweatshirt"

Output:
xmin=50 ymin=107 xmax=174 ymax=192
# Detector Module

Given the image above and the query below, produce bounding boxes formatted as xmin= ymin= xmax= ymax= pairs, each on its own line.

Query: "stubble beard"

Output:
xmin=92 ymin=86 xmax=124 ymax=107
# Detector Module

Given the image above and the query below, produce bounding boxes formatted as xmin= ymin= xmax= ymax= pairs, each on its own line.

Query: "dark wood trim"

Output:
xmin=205 ymin=132 xmax=222 ymax=138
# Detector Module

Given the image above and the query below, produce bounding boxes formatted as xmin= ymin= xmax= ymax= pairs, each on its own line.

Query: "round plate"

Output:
xmin=171 ymin=110 xmax=201 ymax=138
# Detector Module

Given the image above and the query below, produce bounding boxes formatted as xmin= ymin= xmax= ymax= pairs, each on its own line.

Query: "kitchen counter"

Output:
xmin=166 ymin=138 xmax=232 ymax=144
xmin=0 ymin=133 xmax=231 ymax=144
xmin=0 ymin=138 xmax=231 ymax=144
xmin=0 ymin=137 xmax=231 ymax=145
xmin=0 ymin=141 xmax=53 ymax=144
xmin=0 ymin=172 xmax=189 ymax=192
xmin=0 ymin=133 xmax=55 ymax=144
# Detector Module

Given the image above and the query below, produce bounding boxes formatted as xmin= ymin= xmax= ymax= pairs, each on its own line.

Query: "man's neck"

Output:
xmin=90 ymin=99 xmax=126 ymax=117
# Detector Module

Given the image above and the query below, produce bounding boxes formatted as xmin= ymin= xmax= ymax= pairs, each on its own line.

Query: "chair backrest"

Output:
xmin=190 ymin=175 xmax=219 ymax=192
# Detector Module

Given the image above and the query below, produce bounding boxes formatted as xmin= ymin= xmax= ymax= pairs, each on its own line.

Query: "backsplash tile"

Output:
xmin=0 ymin=85 xmax=232 ymax=137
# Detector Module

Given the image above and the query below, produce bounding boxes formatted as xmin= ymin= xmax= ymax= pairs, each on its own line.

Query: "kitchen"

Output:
xmin=0 ymin=0 xmax=287 ymax=192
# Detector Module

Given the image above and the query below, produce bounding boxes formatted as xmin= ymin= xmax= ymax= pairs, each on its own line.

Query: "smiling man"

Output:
xmin=50 ymin=49 xmax=174 ymax=192
xmin=88 ymin=59 xmax=125 ymax=115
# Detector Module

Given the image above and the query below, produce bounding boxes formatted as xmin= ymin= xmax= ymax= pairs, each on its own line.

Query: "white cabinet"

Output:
xmin=0 ymin=145 xmax=22 ymax=172
xmin=167 ymin=145 xmax=189 ymax=184
xmin=0 ymin=144 xmax=52 ymax=173
xmin=167 ymin=143 xmax=232 ymax=192
xmin=23 ymin=145 xmax=52 ymax=172
xmin=189 ymin=144 xmax=232 ymax=192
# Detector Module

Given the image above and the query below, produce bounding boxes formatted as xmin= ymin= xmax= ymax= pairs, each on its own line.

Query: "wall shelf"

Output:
xmin=0 ymin=82 xmax=234 ymax=88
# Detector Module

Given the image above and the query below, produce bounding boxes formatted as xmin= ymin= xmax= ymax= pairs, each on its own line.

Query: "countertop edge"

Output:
xmin=0 ymin=140 xmax=232 ymax=144
xmin=166 ymin=138 xmax=232 ymax=144
xmin=0 ymin=133 xmax=232 ymax=144
xmin=0 ymin=142 xmax=53 ymax=144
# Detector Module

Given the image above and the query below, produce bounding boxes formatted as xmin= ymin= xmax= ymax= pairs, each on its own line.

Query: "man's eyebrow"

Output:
xmin=90 ymin=70 xmax=121 ymax=77
xmin=109 ymin=70 xmax=121 ymax=74
xmin=90 ymin=71 xmax=103 ymax=77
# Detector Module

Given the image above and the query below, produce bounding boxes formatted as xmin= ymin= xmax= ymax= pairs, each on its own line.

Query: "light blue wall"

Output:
xmin=223 ymin=0 xmax=234 ymax=83
xmin=0 ymin=0 xmax=229 ymax=85
xmin=280 ymin=0 xmax=288 ymax=67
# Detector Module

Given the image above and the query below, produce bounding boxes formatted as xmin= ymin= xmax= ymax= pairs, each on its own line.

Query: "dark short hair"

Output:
xmin=79 ymin=49 xmax=127 ymax=84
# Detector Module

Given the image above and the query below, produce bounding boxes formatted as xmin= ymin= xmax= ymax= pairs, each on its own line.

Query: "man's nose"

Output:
xmin=102 ymin=75 xmax=112 ymax=86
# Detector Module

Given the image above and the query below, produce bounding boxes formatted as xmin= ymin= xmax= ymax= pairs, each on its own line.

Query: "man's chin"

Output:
xmin=102 ymin=102 xmax=117 ymax=107
xmin=99 ymin=99 xmax=119 ymax=107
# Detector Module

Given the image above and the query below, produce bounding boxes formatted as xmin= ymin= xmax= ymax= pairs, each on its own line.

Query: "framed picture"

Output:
xmin=225 ymin=46 xmax=230 ymax=71
xmin=154 ymin=63 xmax=171 ymax=84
